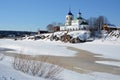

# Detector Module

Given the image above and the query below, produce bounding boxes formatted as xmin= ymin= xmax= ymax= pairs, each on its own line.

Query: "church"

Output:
xmin=60 ymin=9 xmax=89 ymax=31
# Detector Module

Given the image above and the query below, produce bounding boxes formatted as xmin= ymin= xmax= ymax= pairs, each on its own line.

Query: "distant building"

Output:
xmin=53 ymin=26 xmax=60 ymax=32
xmin=46 ymin=25 xmax=60 ymax=33
xmin=103 ymin=24 xmax=120 ymax=31
xmin=60 ymin=9 xmax=89 ymax=31
xmin=38 ymin=30 xmax=48 ymax=34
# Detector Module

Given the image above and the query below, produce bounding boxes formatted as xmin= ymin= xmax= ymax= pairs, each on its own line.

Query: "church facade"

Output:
xmin=60 ymin=10 xmax=89 ymax=31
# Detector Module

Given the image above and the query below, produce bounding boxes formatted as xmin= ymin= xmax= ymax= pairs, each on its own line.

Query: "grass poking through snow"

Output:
xmin=13 ymin=54 xmax=63 ymax=80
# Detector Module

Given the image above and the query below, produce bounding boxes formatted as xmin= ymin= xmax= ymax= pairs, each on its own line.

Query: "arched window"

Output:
xmin=76 ymin=28 xmax=78 ymax=31
xmin=68 ymin=28 xmax=69 ymax=31
xmin=83 ymin=27 xmax=86 ymax=30
xmin=70 ymin=17 xmax=73 ymax=20
xmin=73 ymin=28 xmax=75 ymax=31
xmin=66 ymin=17 xmax=68 ymax=20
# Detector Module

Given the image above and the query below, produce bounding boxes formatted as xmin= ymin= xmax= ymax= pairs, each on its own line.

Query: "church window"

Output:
xmin=76 ymin=28 xmax=78 ymax=31
xmin=73 ymin=28 xmax=75 ymax=31
xmin=67 ymin=17 xmax=68 ymax=20
xmin=83 ymin=27 xmax=86 ymax=30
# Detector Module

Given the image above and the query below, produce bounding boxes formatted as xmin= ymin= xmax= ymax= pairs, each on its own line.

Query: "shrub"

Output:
xmin=13 ymin=54 xmax=63 ymax=80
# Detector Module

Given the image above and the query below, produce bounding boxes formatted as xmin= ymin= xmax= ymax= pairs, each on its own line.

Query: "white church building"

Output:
xmin=60 ymin=10 xmax=89 ymax=31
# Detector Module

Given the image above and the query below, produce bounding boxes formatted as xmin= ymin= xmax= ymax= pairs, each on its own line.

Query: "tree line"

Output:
xmin=87 ymin=16 xmax=110 ymax=37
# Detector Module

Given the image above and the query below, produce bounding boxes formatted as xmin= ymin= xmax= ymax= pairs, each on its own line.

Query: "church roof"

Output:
xmin=77 ymin=16 xmax=82 ymax=20
xmin=81 ymin=21 xmax=88 ymax=25
xmin=106 ymin=24 xmax=117 ymax=28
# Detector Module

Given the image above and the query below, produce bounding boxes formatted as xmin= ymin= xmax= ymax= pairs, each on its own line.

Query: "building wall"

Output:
xmin=60 ymin=25 xmax=89 ymax=31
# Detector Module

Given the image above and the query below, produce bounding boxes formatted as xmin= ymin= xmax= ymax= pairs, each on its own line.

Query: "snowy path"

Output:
xmin=3 ymin=46 xmax=120 ymax=75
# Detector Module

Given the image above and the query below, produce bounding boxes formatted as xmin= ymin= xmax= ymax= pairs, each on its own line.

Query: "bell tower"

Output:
xmin=65 ymin=8 xmax=74 ymax=26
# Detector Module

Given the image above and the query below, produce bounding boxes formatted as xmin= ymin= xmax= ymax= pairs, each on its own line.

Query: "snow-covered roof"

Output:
xmin=107 ymin=24 xmax=116 ymax=28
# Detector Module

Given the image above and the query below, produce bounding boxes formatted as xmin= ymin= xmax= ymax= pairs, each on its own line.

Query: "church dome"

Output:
xmin=77 ymin=11 xmax=82 ymax=20
xmin=68 ymin=11 xmax=73 ymax=16
xmin=78 ymin=12 xmax=81 ymax=15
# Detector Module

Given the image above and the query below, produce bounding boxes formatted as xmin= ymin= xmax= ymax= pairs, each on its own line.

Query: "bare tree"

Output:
xmin=47 ymin=24 xmax=54 ymax=33
xmin=96 ymin=16 xmax=109 ymax=33
xmin=57 ymin=22 xmax=64 ymax=26
xmin=47 ymin=22 xmax=64 ymax=33
xmin=88 ymin=16 xmax=109 ymax=38
xmin=88 ymin=17 xmax=97 ymax=30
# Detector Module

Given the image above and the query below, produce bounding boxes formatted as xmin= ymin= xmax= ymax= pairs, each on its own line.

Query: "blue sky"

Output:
xmin=0 ymin=0 xmax=120 ymax=31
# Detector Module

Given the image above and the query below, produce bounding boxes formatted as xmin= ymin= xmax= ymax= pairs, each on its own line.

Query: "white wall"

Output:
xmin=60 ymin=25 xmax=89 ymax=31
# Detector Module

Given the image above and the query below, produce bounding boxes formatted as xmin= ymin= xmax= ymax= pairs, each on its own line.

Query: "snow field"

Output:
xmin=0 ymin=39 xmax=120 ymax=80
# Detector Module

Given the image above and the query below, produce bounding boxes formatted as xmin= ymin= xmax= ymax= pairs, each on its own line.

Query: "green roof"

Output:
xmin=81 ymin=21 xmax=88 ymax=25
xmin=77 ymin=17 xmax=82 ymax=20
